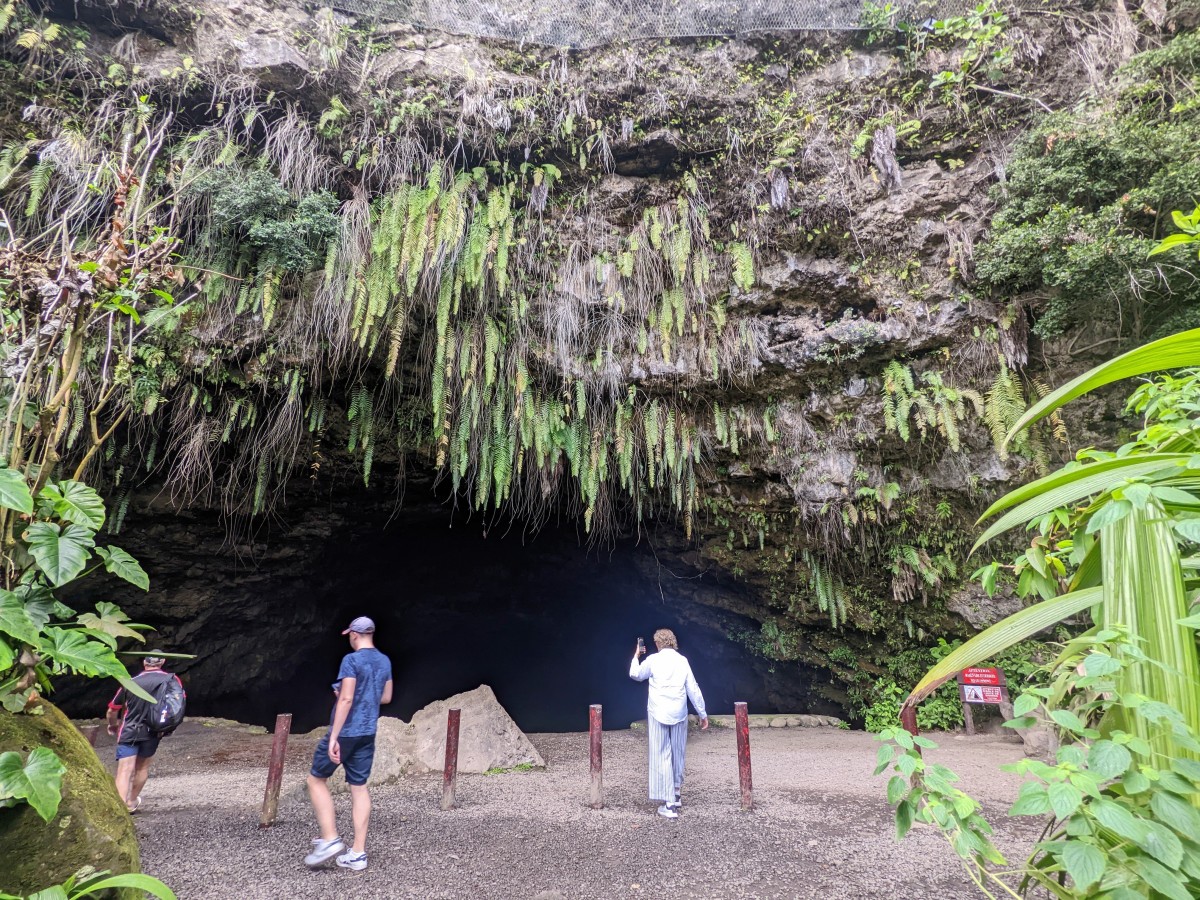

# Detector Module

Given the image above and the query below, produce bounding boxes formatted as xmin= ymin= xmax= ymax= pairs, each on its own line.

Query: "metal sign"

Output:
xmin=960 ymin=684 xmax=1006 ymax=704
xmin=959 ymin=667 xmax=1003 ymax=687
xmin=956 ymin=668 xmax=1013 ymax=735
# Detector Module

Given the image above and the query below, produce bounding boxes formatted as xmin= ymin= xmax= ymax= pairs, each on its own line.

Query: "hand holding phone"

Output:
xmin=636 ymin=637 xmax=646 ymax=657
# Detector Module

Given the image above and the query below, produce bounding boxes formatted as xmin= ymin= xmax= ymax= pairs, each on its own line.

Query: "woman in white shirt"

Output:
xmin=629 ymin=628 xmax=709 ymax=818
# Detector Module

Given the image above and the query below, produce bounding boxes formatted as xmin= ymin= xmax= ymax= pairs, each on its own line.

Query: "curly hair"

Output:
xmin=653 ymin=628 xmax=678 ymax=650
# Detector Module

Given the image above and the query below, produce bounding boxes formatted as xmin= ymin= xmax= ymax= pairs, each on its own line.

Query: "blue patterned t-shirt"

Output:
xmin=332 ymin=648 xmax=392 ymax=737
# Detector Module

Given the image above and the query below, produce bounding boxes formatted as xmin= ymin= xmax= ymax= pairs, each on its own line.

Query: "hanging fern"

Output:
xmin=729 ymin=241 xmax=754 ymax=291
xmin=23 ymin=159 xmax=53 ymax=217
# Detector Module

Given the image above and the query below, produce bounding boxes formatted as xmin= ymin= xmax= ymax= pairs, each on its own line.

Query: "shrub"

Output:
xmin=976 ymin=33 xmax=1200 ymax=341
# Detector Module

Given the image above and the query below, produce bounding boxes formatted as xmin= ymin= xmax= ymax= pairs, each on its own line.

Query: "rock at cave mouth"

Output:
xmin=312 ymin=684 xmax=545 ymax=795
xmin=0 ymin=701 xmax=140 ymax=898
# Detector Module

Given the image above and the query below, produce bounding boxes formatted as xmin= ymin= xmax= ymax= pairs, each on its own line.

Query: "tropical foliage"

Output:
xmin=977 ymin=31 xmax=1200 ymax=341
xmin=0 ymin=869 xmax=176 ymax=900
xmin=905 ymin=327 xmax=1200 ymax=769
xmin=881 ymin=633 xmax=1200 ymax=898
xmin=0 ymin=473 xmax=152 ymax=824
xmin=857 ymin=638 xmax=1049 ymax=733
xmin=888 ymin=316 xmax=1200 ymax=896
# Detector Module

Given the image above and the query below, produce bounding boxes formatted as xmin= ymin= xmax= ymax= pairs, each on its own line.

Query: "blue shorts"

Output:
xmin=310 ymin=733 xmax=376 ymax=786
xmin=115 ymin=736 xmax=161 ymax=761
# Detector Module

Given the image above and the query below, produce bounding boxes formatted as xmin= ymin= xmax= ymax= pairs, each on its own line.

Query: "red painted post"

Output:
xmin=589 ymin=704 xmax=603 ymax=809
xmin=441 ymin=708 xmax=461 ymax=811
xmin=734 ymin=701 xmax=752 ymax=811
xmin=259 ymin=713 xmax=292 ymax=828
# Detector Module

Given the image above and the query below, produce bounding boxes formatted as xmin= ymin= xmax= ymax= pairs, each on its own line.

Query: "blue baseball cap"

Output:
xmin=342 ymin=616 xmax=376 ymax=635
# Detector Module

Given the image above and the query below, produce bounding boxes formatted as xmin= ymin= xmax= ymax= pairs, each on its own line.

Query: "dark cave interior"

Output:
xmin=60 ymin=497 xmax=839 ymax=733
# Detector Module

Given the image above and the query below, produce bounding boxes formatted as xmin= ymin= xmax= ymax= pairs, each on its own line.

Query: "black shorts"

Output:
xmin=310 ymin=733 xmax=376 ymax=786
xmin=115 ymin=736 xmax=161 ymax=761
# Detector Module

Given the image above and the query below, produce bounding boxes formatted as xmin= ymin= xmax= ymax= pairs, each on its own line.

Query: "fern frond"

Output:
xmin=24 ymin=159 xmax=53 ymax=217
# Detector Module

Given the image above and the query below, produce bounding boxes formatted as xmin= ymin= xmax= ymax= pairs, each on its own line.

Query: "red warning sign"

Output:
xmin=959 ymin=667 xmax=1002 ymax=686
xmin=960 ymin=684 xmax=1006 ymax=704
xmin=957 ymin=668 xmax=1009 ymax=705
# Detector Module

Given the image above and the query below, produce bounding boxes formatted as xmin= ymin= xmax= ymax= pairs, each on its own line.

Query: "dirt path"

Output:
xmin=93 ymin=720 xmax=1037 ymax=899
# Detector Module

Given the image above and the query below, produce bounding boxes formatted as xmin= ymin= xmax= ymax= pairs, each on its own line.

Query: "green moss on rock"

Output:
xmin=0 ymin=700 xmax=139 ymax=897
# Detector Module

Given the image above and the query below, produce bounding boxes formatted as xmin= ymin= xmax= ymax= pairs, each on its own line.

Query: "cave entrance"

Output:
xmin=215 ymin=509 xmax=818 ymax=734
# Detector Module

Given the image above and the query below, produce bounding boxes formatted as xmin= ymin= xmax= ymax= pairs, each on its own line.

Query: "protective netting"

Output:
xmin=321 ymin=0 xmax=971 ymax=48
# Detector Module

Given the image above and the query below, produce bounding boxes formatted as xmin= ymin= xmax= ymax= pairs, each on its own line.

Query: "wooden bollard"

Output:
xmin=441 ymin=708 xmax=461 ymax=811
xmin=589 ymin=704 xmax=603 ymax=809
xmin=259 ymin=713 xmax=292 ymax=829
xmin=734 ymin=701 xmax=752 ymax=811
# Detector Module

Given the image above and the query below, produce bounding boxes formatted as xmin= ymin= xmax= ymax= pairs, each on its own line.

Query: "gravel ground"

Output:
xmin=92 ymin=720 xmax=1038 ymax=899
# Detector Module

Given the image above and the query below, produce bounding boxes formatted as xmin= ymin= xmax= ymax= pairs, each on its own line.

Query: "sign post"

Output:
xmin=957 ymin=667 xmax=1014 ymax=734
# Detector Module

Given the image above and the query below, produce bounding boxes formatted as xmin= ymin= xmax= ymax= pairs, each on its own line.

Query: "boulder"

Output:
xmin=0 ymin=701 xmax=139 ymax=897
xmin=314 ymin=685 xmax=543 ymax=796
xmin=316 ymin=716 xmax=422 ymax=794
xmin=409 ymin=685 xmax=545 ymax=774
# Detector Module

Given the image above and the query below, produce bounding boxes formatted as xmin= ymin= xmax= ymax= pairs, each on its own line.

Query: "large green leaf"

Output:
xmin=77 ymin=601 xmax=143 ymax=641
xmin=94 ymin=546 xmax=148 ymax=591
xmin=0 ymin=636 xmax=13 ymax=671
xmin=38 ymin=480 xmax=105 ymax=530
xmin=1005 ymin=328 xmax=1200 ymax=445
xmin=1100 ymin=498 xmax=1200 ymax=766
xmin=0 ymin=590 xmax=39 ymax=646
xmin=23 ymin=523 xmax=95 ymax=587
xmin=1151 ymin=791 xmax=1200 ymax=838
xmin=972 ymin=455 xmax=1192 ymax=551
xmin=0 ymin=746 xmax=65 ymax=822
xmin=1060 ymin=840 xmax=1106 ymax=891
xmin=0 ymin=468 xmax=33 ymax=514
xmin=904 ymin=587 xmax=1101 ymax=707
xmin=115 ymin=673 xmax=156 ymax=704
xmin=38 ymin=627 xmax=125 ymax=679
xmin=14 ymin=585 xmax=58 ymax=630
xmin=70 ymin=874 xmax=177 ymax=900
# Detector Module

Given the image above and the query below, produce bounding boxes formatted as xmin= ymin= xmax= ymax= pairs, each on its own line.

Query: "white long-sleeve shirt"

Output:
xmin=629 ymin=647 xmax=707 ymax=726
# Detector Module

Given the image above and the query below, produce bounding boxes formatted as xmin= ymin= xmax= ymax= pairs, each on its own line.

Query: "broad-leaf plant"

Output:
xmin=880 ymin=220 xmax=1200 ymax=895
xmin=2 ymin=134 xmax=175 ymax=826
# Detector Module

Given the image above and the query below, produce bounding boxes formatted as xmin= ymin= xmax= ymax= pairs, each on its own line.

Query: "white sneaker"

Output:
xmin=657 ymin=804 xmax=679 ymax=819
xmin=337 ymin=850 xmax=368 ymax=871
xmin=304 ymin=837 xmax=345 ymax=867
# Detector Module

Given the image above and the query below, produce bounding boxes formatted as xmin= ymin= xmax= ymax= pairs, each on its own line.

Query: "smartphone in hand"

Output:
xmin=637 ymin=637 xmax=646 ymax=654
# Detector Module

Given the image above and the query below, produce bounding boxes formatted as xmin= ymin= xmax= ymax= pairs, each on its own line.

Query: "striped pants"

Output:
xmin=647 ymin=717 xmax=688 ymax=803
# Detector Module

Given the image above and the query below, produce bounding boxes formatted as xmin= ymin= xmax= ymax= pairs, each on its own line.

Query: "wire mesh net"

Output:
xmin=320 ymin=0 xmax=972 ymax=48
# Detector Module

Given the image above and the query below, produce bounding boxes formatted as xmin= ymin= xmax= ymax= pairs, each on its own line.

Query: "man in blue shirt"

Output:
xmin=305 ymin=616 xmax=393 ymax=872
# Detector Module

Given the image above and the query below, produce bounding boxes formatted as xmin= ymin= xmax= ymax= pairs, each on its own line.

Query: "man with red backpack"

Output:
xmin=105 ymin=652 xmax=186 ymax=813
